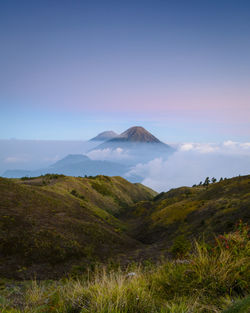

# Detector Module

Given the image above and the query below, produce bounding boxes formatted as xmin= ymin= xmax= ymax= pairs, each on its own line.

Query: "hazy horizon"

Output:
xmin=1 ymin=135 xmax=250 ymax=192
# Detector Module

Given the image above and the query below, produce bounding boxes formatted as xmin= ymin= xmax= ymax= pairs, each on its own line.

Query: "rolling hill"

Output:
xmin=0 ymin=174 xmax=249 ymax=280
xmin=0 ymin=174 xmax=156 ymax=279
xmin=123 ymin=175 xmax=250 ymax=250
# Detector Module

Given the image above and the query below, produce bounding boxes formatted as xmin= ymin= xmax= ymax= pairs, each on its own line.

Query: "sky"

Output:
xmin=1 ymin=0 xmax=250 ymax=142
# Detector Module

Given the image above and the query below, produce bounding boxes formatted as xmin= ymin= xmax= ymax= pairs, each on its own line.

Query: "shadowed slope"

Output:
xmin=0 ymin=175 xmax=156 ymax=279
xmin=124 ymin=175 xmax=250 ymax=248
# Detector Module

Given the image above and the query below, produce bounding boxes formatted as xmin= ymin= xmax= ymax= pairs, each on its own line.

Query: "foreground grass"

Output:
xmin=1 ymin=224 xmax=249 ymax=313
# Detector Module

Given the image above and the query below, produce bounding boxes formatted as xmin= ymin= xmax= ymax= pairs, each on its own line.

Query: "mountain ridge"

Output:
xmin=90 ymin=131 xmax=118 ymax=142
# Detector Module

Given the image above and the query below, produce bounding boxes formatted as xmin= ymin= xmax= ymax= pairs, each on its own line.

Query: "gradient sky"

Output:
xmin=1 ymin=0 xmax=250 ymax=142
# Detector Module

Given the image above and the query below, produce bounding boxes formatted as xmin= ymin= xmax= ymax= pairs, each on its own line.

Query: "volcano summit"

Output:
xmin=109 ymin=126 xmax=162 ymax=143
xmin=92 ymin=126 xmax=173 ymax=150
xmin=89 ymin=126 xmax=175 ymax=167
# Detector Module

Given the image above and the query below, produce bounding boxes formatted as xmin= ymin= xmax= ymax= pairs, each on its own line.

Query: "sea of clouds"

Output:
xmin=0 ymin=140 xmax=97 ymax=174
xmin=87 ymin=147 xmax=132 ymax=162
xmin=1 ymin=139 xmax=250 ymax=192
xmin=86 ymin=141 xmax=250 ymax=191
xmin=125 ymin=141 xmax=250 ymax=191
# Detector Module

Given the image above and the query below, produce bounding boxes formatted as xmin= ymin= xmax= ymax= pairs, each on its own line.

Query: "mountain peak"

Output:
xmin=90 ymin=131 xmax=118 ymax=141
xmin=111 ymin=126 xmax=162 ymax=143
xmin=89 ymin=126 xmax=174 ymax=157
xmin=52 ymin=154 xmax=89 ymax=167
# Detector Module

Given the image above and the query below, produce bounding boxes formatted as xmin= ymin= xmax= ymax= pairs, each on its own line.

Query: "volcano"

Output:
xmin=93 ymin=126 xmax=171 ymax=148
xmin=90 ymin=126 xmax=175 ymax=166
xmin=109 ymin=126 xmax=162 ymax=143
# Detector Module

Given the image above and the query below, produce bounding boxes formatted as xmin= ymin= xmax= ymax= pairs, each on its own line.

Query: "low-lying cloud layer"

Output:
xmin=0 ymin=140 xmax=96 ymax=174
xmin=126 ymin=141 xmax=250 ymax=192
xmin=178 ymin=141 xmax=250 ymax=154
xmin=87 ymin=148 xmax=131 ymax=162
xmin=1 ymin=140 xmax=250 ymax=192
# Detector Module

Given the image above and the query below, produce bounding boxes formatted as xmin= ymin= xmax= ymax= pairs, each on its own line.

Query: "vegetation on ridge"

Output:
xmin=0 ymin=174 xmax=249 ymax=312
xmin=125 ymin=175 xmax=250 ymax=250
xmin=0 ymin=175 xmax=156 ymax=279
xmin=0 ymin=223 xmax=249 ymax=312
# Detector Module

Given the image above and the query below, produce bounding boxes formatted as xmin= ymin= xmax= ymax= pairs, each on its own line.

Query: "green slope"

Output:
xmin=0 ymin=175 xmax=156 ymax=279
xmin=0 ymin=174 xmax=249 ymax=279
xmin=124 ymin=175 xmax=250 ymax=247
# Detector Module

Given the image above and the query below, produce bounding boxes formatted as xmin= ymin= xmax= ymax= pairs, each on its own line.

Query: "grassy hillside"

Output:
xmin=0 ymin=174 xmax=249 ymax=312
xmin=0 ymin=175 xmax=156 ymax=279
xmin=1 ymin=225 xmax=249 ymax=312
xmin=0 ymin=174 xmax=249 ymax=280
xmin=123 ymin=175 xmax=250 ymax=254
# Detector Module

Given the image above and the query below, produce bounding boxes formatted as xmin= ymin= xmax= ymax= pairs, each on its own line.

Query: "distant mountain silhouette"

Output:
xmin=2 ymin=154 xmax=129 ymax=178
xmin=52 ymin=154 xmax=89 ymax=167
xmin=2 ymin=127 xmax=175 ymax=181
xmin=90 ymin=131 xmax=118 ymax=142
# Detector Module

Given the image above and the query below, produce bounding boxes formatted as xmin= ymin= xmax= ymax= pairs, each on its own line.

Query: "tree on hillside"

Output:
xmin=211 ymin=177 xmax=217 ymax=183
xmin=203 ymin=177 xmax=210 ymax=186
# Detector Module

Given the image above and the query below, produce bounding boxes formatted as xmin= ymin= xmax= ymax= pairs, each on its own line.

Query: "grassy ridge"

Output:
xmin=0 ymin=174 xmax=249 ymax=312
xmin=0 ymin=224 xmax=249 ymax=312
xmin=126 ymin=175 xmax=250 ymax=248
xmin=0 ymin=174 xmax=249 ymax=279
xmin=0 ymin=175 xmax=156 ymax=279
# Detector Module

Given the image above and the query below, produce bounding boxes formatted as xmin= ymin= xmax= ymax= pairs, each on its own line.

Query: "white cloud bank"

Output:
xmin=1 ymin=139 xmax=250 ymax=192
xmin=0 ymin=139 xmax=95 ymax=173
xmin=87 ymin=147 xmax=131 ymax=161
xmin=178 ymin=141 xmax=250 ymax=154
xmin=126 ymin=141 xmax=250 ymax=192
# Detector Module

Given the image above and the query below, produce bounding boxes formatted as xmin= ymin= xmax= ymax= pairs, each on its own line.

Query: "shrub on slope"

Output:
xmin=1 ymin=225 xmax=249 ymax=312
